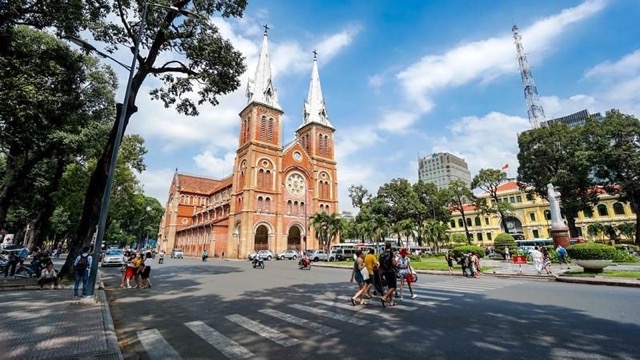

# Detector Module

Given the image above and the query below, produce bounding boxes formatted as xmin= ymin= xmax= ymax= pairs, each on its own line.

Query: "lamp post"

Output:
xmin=82 ymin=2 xmax=203 ymax=298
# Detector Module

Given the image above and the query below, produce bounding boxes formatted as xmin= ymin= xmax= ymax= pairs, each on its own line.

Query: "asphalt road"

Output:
xmin=102 ymin=257 xmax=640 ymax=360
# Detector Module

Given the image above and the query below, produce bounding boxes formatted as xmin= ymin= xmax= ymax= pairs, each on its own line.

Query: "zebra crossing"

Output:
xmin=137 ymin=277 xmax=522 ymax=359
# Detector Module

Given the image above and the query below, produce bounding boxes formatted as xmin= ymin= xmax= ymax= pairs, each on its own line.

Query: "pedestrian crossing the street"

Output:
xmin=136 ymin=277 xmax=522 ymax=359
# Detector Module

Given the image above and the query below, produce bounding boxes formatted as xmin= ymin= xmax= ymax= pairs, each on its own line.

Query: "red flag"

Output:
xmin=501 ymin=163 xmax=509 ymax=170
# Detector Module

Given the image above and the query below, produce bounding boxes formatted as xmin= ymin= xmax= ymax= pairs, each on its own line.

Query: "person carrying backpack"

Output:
xmin=73 ymin=246 xmax=93 ymax=297
xmin=378 ymin=243 xmax=398 ymax=307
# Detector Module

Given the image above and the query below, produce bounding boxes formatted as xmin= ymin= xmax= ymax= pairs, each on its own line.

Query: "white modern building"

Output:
xmin=418 ymin=152 xmax=472 ymax=189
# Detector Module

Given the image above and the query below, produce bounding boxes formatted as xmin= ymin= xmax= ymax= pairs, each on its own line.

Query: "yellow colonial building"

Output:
xmin=450 ymin=181 xmax=637 ymax=245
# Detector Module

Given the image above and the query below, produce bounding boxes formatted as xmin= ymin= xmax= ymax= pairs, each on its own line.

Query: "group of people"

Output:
xmin=529 ymin=245 xmax=570 ymax=274
xmin=444 ymin=250 xmax=482 ymax=278
xmin=350 ymin=243 xmax=418 ymax=308
xmin=119 ymin=250 xmax=153 ymax=289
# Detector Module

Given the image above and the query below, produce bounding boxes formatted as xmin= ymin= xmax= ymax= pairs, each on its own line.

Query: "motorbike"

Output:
xmin=298 ymin=256 xmax=311 ymax=270
xmin=252 ymin=256 xmax=265 ymax=269
xmin=157 ymin=254 xmax=164 ymax=264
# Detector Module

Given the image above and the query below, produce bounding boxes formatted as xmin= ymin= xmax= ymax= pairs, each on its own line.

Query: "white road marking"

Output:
xmin=336 ymin=296 xmax=417 ymax=311
xmin=313 ymin=300 xmax=398 ymax=321
xmin=288 ymin=304 xmax=370 ymax=325
xmin=259 ymin=309 xmax=339 ymax=335
xmin=137 ymin=329 xmax=183 ymax=360
xmin=226 ymin=314 xmax=301 ymax=347
xmin=184 ymin=321 xmax=253 ymax=360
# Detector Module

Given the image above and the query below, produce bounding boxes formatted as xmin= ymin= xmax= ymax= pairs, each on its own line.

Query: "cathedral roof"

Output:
xmin=299 ymin=52 xmax=334 ymax=130
xmin=175 ymin=173 xmax=220 ymax=194
xmin=245 ymin=25 xmax=281 ymax=110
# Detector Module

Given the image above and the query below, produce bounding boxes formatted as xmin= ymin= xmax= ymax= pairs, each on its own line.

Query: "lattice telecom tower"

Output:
xmin=512 ymin=24 xmax=546 ymax=129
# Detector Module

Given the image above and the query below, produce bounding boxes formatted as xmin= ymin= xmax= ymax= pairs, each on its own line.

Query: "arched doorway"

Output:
xmin=254 ymin=224 xmax=269 ymax=251
xmin=287 ymin=226 xmax=301 ymax=252
xmin=502 ymin=216 xmax=523 ymax=235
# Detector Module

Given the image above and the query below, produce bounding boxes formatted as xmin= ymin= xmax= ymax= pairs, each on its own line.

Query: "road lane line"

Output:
xmin=137 ymin=329 xmax=183 ymax=360
xmin=184 ymin=321 xmax=253 ymax=360
xmin=226 ymin=314 xmax=301 ymax=347
xmin=313 ymin=300 xmax=397 ymax=320
xmin=288 ymin=304 xmax=369 ymax=325
xmin=259 ymin=309 xmax=339 ymax=335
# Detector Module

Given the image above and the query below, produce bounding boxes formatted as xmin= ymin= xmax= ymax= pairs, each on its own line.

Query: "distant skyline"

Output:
xmin=103 ymin=0 xmax=639 ymax=212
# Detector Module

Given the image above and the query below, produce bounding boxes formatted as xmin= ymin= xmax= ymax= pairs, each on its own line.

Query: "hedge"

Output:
xmin=451 ymin=245 xmax=485 ymax=259
xmin=566 ymin=243 xmax=617 ymax=260
xmin=493 ymin=233 xmax=517 ymax=257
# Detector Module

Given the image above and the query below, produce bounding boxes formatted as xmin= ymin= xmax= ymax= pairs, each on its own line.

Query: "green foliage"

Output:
xmin=566 ymin=243 xmax=617 ymax=260
xmin=450 ymin=233 xmax=467 ymax=244
xmin=348 ymin=185 xmax=370 ymax=209
xmin=493 ymin=233 xmax=517 ymax=256
xmin=471 ymin=169 xmax=513 ymax=232
xmin=451 ymin=245 xmax=485 ymax=259
xmin=613 ymin=250 xmax=638 ymax=263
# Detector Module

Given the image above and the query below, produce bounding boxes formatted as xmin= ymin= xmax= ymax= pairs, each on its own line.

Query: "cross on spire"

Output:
xmin=312 ymin=49 xmax=318 ymax=59
xmin=263 ymin=24 xmax=269 ymax=35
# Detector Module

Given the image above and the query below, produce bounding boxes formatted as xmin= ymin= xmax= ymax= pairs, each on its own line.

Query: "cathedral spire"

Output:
xmin=246 ymin=24 xmax=280 ymax=110
xmin=300 ymin=50 xmax=333 ymax=130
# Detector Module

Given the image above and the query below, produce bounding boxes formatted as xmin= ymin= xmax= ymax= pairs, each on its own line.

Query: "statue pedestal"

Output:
xmin=550 ymin=225 xmax=570 ymax=248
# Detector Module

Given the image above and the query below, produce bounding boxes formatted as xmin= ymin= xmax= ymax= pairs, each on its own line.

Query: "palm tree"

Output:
xmin=618 ymin=222 xmax=636 ymax=241
xmin=397 ymin=219 xmax=415 ymax=247
xmin=370 ymin=215 xmax=388 ymax=244
xmin=310 ymin=212 xmax=343 ymax=251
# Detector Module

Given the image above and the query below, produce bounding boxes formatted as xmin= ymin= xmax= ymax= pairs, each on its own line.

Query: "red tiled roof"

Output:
xmin=495 ymin=181 xmax=519 ymax=193
xmin=177 ymin=174 xmax=220 ymax=194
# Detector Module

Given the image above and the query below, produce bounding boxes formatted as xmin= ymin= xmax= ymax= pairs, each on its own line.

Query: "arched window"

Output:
xmin=544 ymin=210 xmax=551 ymax=221
xmin=326 ymin=205 xmax=330 ymax=213
xmin=320 ymin=204 xmax=325 ymax=212
xmin=264 ymin=170 xmax=271 ymax=190
xmin=450 ymin=220 xmax=456 ymax=228
xmin=265 ymin=197 xmax=271 ymax=212
xmin=287 ymin=200 xmax=292 ymax=214
xmin=294 ymin=201 xmax=299 ymax=215
xmin=257 ymin=196 xmax=263 ymax=212
xmin=583 ymin=208 xmax=593 ymax=218
xmin=244 ymin=118 xmax=250 ymax=142
xmin=458 ymin=219 xmax=463 ymax=227
xmin=613 ymin=202 xmax=625 ymax=216
xmin=257 ymin=169 xmax=264 ymax=188
xmin=324 ymin=135 xmax=329 ymax=156
xmin=474 ymin=217 xmax=481 ymax=226
xmin=597 ymin=204 xmax=609 ymax=217
xmin=466 ymin=218 xmax=472 ymax=227
xmin=260 ymin=116 xmax=267 ymax=141
xmin=268 ymin=118 xmax=274 ymax=142
xmin=318 ymin=133 xmax=323 ymax=155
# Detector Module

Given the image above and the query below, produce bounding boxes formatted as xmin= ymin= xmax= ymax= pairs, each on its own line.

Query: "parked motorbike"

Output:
xmin=252 ymin=256 xmax=265 ymax=269
xmin=298 ymin=256 xmax=311 ymax=270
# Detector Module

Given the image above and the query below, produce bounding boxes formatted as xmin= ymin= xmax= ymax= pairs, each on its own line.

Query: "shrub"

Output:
xmin=566 ymin=243 xmax=617 ymax=260
xmin=493 ymin=233 xmax=517 ymax=257
xmin=409 ymin=255 xmax=422 ymax=263
xmin=451 ymin=245 xmax=485 ymax=259
xmin=613 ymin=250 xmax=639 ymax=263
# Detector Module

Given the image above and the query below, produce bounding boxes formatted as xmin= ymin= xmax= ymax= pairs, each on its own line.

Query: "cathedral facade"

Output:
xmin=157 ymin=29 xmax=339 ymax=258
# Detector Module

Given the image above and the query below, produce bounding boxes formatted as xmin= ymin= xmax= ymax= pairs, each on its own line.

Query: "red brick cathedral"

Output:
xmin=157 ymin=28 xmax=339 ymax=258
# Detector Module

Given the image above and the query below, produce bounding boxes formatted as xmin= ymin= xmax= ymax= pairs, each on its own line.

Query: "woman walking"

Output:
xmin=397 ymin=248 xmax=417 ymax=299
xmin=349 ymin=250 xmax=370 ymax=305
xmin=140 ymin=252 xmax=153 ymax=288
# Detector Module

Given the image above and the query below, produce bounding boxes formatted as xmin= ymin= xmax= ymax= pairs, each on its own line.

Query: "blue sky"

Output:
xmin=120 ymin=0 xmax=640 ymax=212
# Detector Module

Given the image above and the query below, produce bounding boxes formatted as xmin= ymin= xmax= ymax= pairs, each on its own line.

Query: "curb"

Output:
xmin=98 ymin=289 xmax=125 ymax=359
xmin=555 ymin=276 xmax=640 ymax=288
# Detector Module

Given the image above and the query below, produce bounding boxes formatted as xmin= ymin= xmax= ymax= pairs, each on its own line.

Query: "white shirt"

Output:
xmin=530 ymin=249 xmax=543 ymax=261
xmin=144 ymin=258 xmax=153 ymax=267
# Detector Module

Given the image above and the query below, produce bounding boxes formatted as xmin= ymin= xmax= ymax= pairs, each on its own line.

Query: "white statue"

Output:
xmin=547 ymin=183 xmax=564 ymax=227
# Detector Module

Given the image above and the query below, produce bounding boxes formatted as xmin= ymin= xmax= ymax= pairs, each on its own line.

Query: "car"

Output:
xmin=305 ymin=249 xmax=328 ymax=262
xmin=247 ymin=251 xmax=257 ymax=260
xmin=277 ymin=249 xmax=299 ymax=260
xmin=171 ymin=248 xmax=184 ymax=259
xmin=328 ymin=248 xmax=356 ymax=262
xmin=256 ymin=250 xmax=274 ymax=260
xmin=101 ymin=248 xmax=124 ymax=267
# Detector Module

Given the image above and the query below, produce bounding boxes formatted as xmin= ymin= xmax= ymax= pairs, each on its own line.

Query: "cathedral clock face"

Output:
xmin=286 ymin=173 xmax=305 ymax=196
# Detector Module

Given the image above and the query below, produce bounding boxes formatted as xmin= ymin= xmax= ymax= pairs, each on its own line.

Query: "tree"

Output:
xmin=422 ymin=220 xmax=449 ymax=251
xmin=348 ymin=185 xmax=370 ymax=209
xmin=517 ymin=121 xmax=599 ymax=237
xmin=0 ymin=0 xmax=100 ymax=35
xmin=618 ymin=223 xmax=636 ymax=241
xmin=471 ymin=169 xmax=513 ymax=233
xmin=61 ymin=0 xmax=248 ymax=275
xmin=585 ymin=110 xmax=640 ymax=244
xmin=413 ymin=180 xmax=451 ymax=246
xmin=587 ymin=223 xmax=605 ymax=242
xmin=445 ymin=180 xmax=475 ymax=244
xmin=310 ymin=212 xmax=343 ymax=251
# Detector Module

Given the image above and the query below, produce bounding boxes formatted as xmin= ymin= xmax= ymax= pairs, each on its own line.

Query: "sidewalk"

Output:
xmin=0 ymin=273 xmax=123 ymax=360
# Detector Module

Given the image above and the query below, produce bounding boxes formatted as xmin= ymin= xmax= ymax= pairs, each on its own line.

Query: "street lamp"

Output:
xmin=82 ymin=1 xmax=203 ymax=298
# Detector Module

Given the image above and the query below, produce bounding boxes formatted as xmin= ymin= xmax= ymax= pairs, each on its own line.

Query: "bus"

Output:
xmin=516 ymin=238 xmax=580 ymax=252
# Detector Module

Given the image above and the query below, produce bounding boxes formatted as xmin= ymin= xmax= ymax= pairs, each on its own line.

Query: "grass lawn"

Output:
xmin=561 ymin=270 xmax=640 ymax=279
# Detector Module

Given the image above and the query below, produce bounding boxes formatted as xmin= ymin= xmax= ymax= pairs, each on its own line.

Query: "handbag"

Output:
xmin=360 ymin=267 xmax=370 ymax=281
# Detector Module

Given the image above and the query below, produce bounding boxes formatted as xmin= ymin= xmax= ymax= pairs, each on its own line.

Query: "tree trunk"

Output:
xmin=632 ymin=194 xmax=640 ymax=245
xmin=460 ymin=208 xmax=471 ymax=244
xmin=58 ymin=103 xmax=136 ymax=277
xmin=566 ymin=216 xmax=578 ymax=238
xmin=29 ymin=156 xmax=67 ymax=251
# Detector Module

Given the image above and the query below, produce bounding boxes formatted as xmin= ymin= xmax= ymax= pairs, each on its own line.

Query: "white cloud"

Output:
xmin=432 ymin=112 xmax=530 ymax=178
xmin=193 ymin=151 xmax=237 ymax=178
xmin=584 ymin=49 xmax=640 ymax=79
xmin=385 ymin=0 xmax=607 ymax=133
xmin=316 ymin=25 xmax=362 ymax=63
xmin=335 ymin=126 xmax=384 ymax=160
xmin=136 ymin=168 xmax=176 ymax=205
xmin=377 ymin=110 xmax=422 ymax=134
xmin=368 ymin=74 xmax=383 ymax=89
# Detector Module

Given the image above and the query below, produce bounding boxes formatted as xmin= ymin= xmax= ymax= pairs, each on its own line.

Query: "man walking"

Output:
xmin=73 ymin=246 xmax=92 ymax=297
xmin=379 ymin=243 xmax=398 ymax=307
xmin=530 ymin=246 xmax=544 ymax=275
xmin=556 ymin=245 xmax=570 ymax=269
